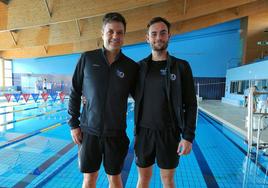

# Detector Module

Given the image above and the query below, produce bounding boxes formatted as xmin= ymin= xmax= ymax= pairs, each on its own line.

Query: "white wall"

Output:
xmin=222 ymin=59 xmax=268 ymax=106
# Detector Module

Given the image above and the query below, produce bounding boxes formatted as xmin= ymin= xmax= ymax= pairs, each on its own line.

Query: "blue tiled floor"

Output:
xmin=0 ymin=101 xmax=267 ymax=188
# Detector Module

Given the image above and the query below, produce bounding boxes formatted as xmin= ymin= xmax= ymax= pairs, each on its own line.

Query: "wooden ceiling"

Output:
xmin=0 ymin=0 xmax=267 ymax=61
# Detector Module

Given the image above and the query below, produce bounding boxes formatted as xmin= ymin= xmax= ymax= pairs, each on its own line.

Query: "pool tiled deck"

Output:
xmin=199 ymin=100 xmax=268 ymax=143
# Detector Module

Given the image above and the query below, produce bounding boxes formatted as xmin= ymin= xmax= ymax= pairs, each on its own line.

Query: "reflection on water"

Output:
xmin=242 ymin=152 xmax=268 ymax=187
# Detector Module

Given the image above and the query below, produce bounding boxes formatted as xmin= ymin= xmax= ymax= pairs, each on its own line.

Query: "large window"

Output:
xmin=254 ymin=80 xmax=268 ymax=91
xmin=3 ymin=60 xmax=13 ymax=87
xmin=230 ymin=80 xmax=248 ymax=94
xmin=0 ymin=59 xmax=3 ymax=87
xmin=230 ymin=79 xmax=267 ymax=95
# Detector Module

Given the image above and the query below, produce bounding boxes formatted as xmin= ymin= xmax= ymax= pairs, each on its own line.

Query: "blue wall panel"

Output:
xmin=123 ymin=19 xmax=241 ymax=77
xmin=11 ymin=19 xmax=242 ymax=99
xmin=13 ymin=19 xmax=241 ymax=78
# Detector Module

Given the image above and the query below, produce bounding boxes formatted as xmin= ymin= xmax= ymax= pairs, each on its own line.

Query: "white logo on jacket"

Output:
xmin=92 ymin=64 xmax=100 ymax=67
xmin=170 ymin=74 xmax=176 ymax=81
xmin=160 ymin=68 xmax=167 ymax=76
xmin=116 ymin=69 xmax=125 ymax=78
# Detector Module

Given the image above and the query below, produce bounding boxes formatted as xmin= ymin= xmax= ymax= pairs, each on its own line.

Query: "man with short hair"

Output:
xmin=68 ymin=12 xmax=139 ymax=188
xmin=134 ymin=17 xmax=197 ymax=188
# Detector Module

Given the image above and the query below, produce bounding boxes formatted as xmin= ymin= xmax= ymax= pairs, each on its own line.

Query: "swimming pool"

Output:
xmin=0 ymin=100 xmax=267 ymax=187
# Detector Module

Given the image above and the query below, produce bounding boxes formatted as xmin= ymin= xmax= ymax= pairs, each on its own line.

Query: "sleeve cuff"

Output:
xmin=68 ymin=118 xmax=80 ymax=129
xmin=182 ymin=133 xmax=195 ymax=143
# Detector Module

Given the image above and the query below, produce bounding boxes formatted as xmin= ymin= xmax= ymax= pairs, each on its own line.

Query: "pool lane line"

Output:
xmin=199 ymin=111 xmax=268 ymax=176
xmin=34 ymin=138 xmax=136 ymax=187
xmin=0 ymin=103 xmax=55 ymax=115
xmin=0 ymin=98 xmax=64 ymax=109
xmin=32 ymin=134 xmax=219 ymax=188
xmin=0 ymin=121 xmax=68 ymax=150
xmin=192 ymin=141 xmax=219 ymax=188
xmin=34 ymin=154 xmax=78 ymax=188
xmin=12 ymin=142 xmax=76 ymax=188
xmin=0 ymin=105 xmax=44 ymax=115
xmin=0 ymin=107 xmax=67 ymax=126
xmin=0 ymin=100 xmax=41 ymax=109
xmin=0 ymin=100 xmax=67 ymax=115
xmin=122 ymin=139 xmax=135 ymax=187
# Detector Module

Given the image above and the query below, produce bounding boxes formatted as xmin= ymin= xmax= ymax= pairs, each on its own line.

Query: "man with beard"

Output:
xmin=134 ymin=17 xmax=197 ymax=188
xmin=68 ymin=12 xmax=138 ymax=188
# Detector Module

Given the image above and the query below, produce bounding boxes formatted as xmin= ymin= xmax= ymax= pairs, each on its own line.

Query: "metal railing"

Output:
xmin=244 ymin=86 xmax=268 ymax=186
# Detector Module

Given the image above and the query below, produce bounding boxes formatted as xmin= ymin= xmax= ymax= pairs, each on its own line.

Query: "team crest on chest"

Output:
xmin=170 ymin=74 xmax=176 ymax=81
xmin=116 ymin=69 xmax=125 ymax=78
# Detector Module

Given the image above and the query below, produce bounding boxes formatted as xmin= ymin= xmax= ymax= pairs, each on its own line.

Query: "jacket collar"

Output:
xmin=101 ymin=46 xmax=123 ymax=64
xmin=142 ymin=52 xmax=173 ymax=66
xmin=140 ymin=51 xmax=173 ymax=100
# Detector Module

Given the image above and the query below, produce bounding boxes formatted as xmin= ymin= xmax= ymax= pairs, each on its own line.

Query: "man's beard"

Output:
xmin=151 ymin=40 xmax=168 ymax=51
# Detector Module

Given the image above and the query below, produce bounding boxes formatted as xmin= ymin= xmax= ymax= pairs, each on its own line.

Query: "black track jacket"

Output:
xmin=68 ymin=49 xmax=139 ymax=137
xmin=135 ymin=53 xmax=197 ymax=142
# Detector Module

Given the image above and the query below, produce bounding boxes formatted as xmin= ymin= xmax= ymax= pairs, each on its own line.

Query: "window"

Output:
xmin=4 ymin=69 xmax=12 ymax=77
xmin=253 ymin=79 xmax=268 ymax=90
xmin=0 ymin=59 xmax=3 ymax=87
xmin=237 ymin=81 xmax=243 ymax=94
xmin=5 ymin=78 xmax=13 ymax=87
xmin=243 ymin=80 xmax=249 ymax=94
xmin=230 ymin=79 xmax=267 ymax=95
xmin=230 ymin=81 xmax=237 ymax=94
xmin=4 ymin=60 xmax=13 ymax=87
xmin=4 ymin=61 xmax=12 ymax=69
xmin=230 ymin=80 xmax=249 ymax=94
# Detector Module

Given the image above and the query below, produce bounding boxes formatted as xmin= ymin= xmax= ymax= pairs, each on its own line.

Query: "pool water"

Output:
xmin=0 ymin=101 xmax=267 ymax=188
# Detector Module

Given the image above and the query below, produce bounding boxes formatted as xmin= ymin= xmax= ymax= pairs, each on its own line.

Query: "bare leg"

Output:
xmin=107 ymin=174 xmax=123 ymax=188
xmin=136 ymin=166 xmax=153 ymax=188
xmin=160 ymin=168 xmax=176 ymax=188
xmin=82 ymin=171 xmax=98 ymax=188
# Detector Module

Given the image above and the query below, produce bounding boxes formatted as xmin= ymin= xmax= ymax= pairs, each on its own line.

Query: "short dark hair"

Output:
xmin=102 ymin=12 xmax=126 ymax=32
xmin=147 ymin=17 xmax=171 ymax=32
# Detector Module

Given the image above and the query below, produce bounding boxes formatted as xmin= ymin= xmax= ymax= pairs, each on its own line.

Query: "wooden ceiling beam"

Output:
xmin=0 ymin=43 xmax=73 ymax=58
xmin=246 ymin=10 xmax=268 ymax=62
xmin=0 ymin=0 xmax=9 ymax=5
xmin=43 ymin=0 xmax=52 ymax=18
xmin=4 ymin=0 xmax=167 ymax=30
xmin=1 ymin=0 xmax=257 ymax=32
xmin=0 ymin=0 xmax=267 ymax=58
xmin=9 ymin=31 xmax=17 ymax=46
xmin=171 ymin=0 xmax=268 ymax=34
xmin=122 ymin=0 xmax=259 ymax=33
xmin=0 ymin=40 xmax=101 ymax=58
xmin=0 ymin=1 xmax=7 ymax=30
xmin=75 ymin=19 xmax=81 ymax=37
xmin=2 ymin=1 xmax=267 ymax=59
xmin=0 ymin=0 xmax=266 ymax=50
xmin=2 ymin=0 xmax=258 ymax=34
xmin=183 ymin=0 xmax=187 ymax=15
xmin=43 ymin=45 xmax=48 ymax=54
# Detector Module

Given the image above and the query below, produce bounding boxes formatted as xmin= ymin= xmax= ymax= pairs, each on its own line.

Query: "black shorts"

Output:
xmin=135 ymin=127 xmax=180 ymax=169
xmin=78 ymin=133 xmax=130 ymax=175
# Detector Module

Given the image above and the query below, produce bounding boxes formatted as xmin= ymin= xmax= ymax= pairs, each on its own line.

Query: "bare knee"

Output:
xmin=160 ymin=169 xmax=175 ymax=188
xmin=139 ymin=171 xmax=152 ymax=182
xmin=83 ymin=172 xmax=98 ymax=188
xmin=161 ymin=174 xmax=174 ymax=186
xmin=137 ymin=167 xmax=152 ymax=188
xmin=107 ymin=174 xmax=123 ymax=188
